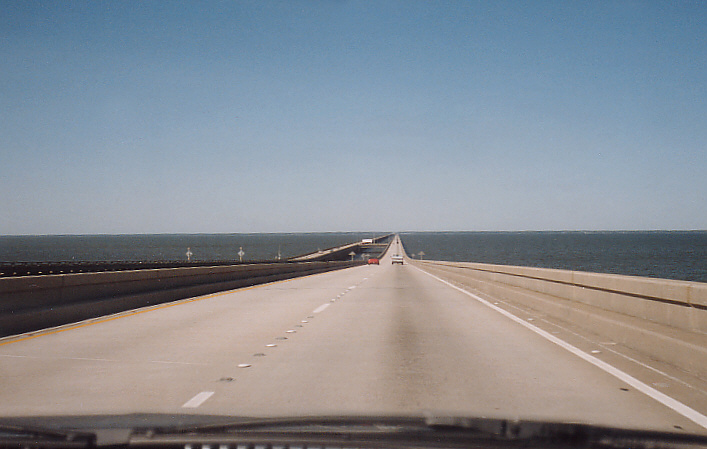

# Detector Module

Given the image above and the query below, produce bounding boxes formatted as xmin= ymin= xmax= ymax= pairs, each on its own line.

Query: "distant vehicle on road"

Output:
xmin=367 ymin=258 xmax=380 ymax=265
xmin=391 ymin=255 xmax=404 ymax=265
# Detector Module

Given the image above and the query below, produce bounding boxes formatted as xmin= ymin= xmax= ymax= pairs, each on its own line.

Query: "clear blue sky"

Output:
xmin=2 ymin=1 xmax=705 ymax=234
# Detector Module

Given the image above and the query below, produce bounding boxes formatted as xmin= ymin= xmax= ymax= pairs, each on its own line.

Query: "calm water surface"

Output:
xmin=0 ymin=233 xmax=380 ymax=264
xmin=400 ymin=231 xmax=707 ymax=283
xmin=1 ymin=231 xmax=705 ymax=283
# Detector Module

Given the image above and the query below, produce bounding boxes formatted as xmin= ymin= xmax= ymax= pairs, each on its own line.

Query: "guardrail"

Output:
xmin=0 ymin=261 xmax=362 ymax=338
xmin=415 ymin=260 xmax=707 ymax=379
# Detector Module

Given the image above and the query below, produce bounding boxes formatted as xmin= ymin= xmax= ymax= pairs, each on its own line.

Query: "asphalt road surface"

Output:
xmin=1 ymin=236 xmax=705 ymax=435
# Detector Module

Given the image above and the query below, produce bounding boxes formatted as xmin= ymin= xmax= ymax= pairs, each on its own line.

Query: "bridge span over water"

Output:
xmin=288 ymin=233 xmax=393 ymax=262
xmin=0 ymin=234 xmax=705 ymax=436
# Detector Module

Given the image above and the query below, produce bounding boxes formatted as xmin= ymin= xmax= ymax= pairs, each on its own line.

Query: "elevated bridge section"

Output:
xmin=288 ymin=233 xmax=394 ymax=262
xmin=1 ymin=233 xmax=705 ymax=433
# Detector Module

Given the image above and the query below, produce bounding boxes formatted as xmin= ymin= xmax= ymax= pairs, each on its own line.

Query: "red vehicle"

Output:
xmin=367 ymin=258 xmax=380 ymax=265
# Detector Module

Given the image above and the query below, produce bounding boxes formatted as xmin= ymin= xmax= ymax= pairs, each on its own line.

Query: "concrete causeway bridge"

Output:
xmin=288 ymin=233 xmax=393 ymax=262
xmin=0 ymin=234 xmax=705 ymax=434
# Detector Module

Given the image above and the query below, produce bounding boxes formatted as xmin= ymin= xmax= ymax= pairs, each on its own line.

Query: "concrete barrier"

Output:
xmin=415 ymin=260 xmax=707 ymax=379
xmin=0 ymin=261 xmax=360 ymax=338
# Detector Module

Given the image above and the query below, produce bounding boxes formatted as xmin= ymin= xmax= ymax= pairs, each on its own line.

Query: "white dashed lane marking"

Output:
xmin=313 ymin=303 xmax=330 ymax=314
xmin=181 ymin=391 xmax=214 ymax=408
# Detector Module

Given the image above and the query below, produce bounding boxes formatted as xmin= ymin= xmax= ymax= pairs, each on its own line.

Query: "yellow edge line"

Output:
xmin=0 ymin=269 xmax=333 ymax=348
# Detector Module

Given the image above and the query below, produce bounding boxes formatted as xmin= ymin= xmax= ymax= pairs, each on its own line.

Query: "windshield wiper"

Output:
xmin=423 ymin=415 xmax=707 ymax=448
xmin=132 ymin=415 xmax=707 ymax=449
xmin=0 ymin=423 xmax=95 ymax=448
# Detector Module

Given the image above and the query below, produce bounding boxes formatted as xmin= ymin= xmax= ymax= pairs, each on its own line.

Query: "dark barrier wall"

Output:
xmin=0 ymin=261 xmax=361 ymax=338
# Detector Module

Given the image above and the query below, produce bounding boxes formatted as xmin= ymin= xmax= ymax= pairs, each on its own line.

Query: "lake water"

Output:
xmin=0 ymin=233 xmax=380 ymax=264
xmin=400 ymin=231 xmax=707 ymax=283
xmin=1 ymin=231 xmax=705 ymax=283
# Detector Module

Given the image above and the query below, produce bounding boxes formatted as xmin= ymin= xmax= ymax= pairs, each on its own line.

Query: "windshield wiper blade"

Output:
xmin=0 ymin=423 xmax=95 ymax=448
xmin=423 ymin=415 xmax=707 ymax=447
xmin=143 ymin=415 xmax=707 ymax=448
xmin=150 ymin=415 xmax=430 ymax=435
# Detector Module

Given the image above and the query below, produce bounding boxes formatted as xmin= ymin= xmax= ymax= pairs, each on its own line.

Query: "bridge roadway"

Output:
xmin=1 ymin=235 xmax=706 ymax=434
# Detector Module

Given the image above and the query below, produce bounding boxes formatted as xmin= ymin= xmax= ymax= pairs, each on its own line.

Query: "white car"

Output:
xmin=391 ymin=254 xmax=404 ymax=265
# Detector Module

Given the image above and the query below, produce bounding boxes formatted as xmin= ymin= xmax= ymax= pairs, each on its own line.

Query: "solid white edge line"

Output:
xmin=313 ymin=303 xmax=330 ymax=314
xmin=415 ymin=266 xmax=707 ymax=430
xmin=181 ymin=391 xmax=214 ymax=408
